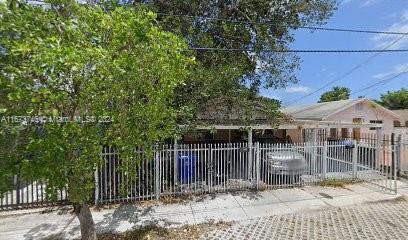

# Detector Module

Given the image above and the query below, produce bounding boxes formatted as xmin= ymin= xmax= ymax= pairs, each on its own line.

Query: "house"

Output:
xmin=393 ymin=109 xmax=408 ymax=141
xmin=282 ymin=98 xmax=401 ymax=141
xmin=181 ymin=98 xmax=381 ymax=144
xmin=392 ymin=110 xmax=408 ymax=172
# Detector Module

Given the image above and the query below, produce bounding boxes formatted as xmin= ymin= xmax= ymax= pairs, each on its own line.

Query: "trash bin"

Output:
xmin=178 ymin=154 xmax=196 ymax=184
xmin=341 ymin=140 xmax=355 ymax=149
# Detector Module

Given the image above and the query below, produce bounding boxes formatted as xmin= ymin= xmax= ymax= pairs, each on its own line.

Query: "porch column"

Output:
xmin=325 ymin=128 xmax=330 ymax=141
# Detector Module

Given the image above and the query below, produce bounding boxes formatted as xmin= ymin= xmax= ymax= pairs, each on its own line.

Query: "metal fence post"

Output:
xmin=352 ymin=140 xmax=358 ymax=179
xmin=394 ymin=135 xmax=402 ymax=193
xmin=173 ymin=139 xmax=178 ymax=187
xmin=209 ymin=145 xmax=213 ymax=193
xmin=247 ymin=129 xmax=253 ymax=182
xmin=376 ymin=128 xmax=383 ymax=172
xmin=400 ymin=135 xmax=408 ymax=174
xmin=16 ymin=170 xmax=20 ymax=205
xmin=94 ymin=165 xmax=99 ymax=206
xmin=401 ymin=135 xmax=407 ymax=173
xmin=397 ymin=134 xmax=402 ymax=174
xmin=310 ymin=129 xmax=317 ymax=176
xmin=322 ymin=141 xmax=328 ymax=179
xmin=255 ymin=142 xmax=260 ymax=189
xmin=155 ymin=149 xmax=160 ymax=200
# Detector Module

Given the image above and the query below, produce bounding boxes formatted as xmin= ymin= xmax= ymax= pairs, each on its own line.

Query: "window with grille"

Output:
xmin=369 ymin=120 xmax=383 ymax=130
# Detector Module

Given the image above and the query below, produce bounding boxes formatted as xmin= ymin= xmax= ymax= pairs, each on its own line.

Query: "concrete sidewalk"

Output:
xmin=1 ymin=181 xmax=408 ymax=240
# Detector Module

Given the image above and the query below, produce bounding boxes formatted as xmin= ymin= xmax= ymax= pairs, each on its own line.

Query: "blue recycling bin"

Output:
xmin=340 ymin=140 xmax=355 ymax=149
xmin=177 ymin=154 xmax=196 ymax=184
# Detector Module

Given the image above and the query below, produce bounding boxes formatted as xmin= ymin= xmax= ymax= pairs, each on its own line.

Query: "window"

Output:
xmin=353 ymin=118 xmax=363 ymax=123
xmin=330 ymin=128 xmax=337 ymax=138
xmin=394 ymin=121 xmax=401 ymax=127
xmin=341 ymin=128 xmax=349 ymax=138
xmin=355 ymin=103 xmax=363 ymax=110
xmin=369 ymin=120 xmax=383 ymax=130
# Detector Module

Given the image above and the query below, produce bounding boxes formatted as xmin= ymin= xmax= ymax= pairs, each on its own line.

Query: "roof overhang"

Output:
xmin=322 ymin=98 xmax=401 ymax=120
xmin=192 ymin=119 xmax=382 ymax=130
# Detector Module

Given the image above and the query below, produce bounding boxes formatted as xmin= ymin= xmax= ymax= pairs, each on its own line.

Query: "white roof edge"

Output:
xmin=368 ymin=101 xmax=402 ymax=119
xmin=283 ymin=99 xmax=356 ymax=121
xmin=322 ymin=98 xmax=401 ymax=120
xmin=322 ymin=98 xmax=365 ymax=120
xmin=190 ymin=120 xmax=382 ymax=130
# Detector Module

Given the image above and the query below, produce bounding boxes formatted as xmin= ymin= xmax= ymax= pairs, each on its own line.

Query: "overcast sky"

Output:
xmin=261 ymin=0 xmax=408 ymax=106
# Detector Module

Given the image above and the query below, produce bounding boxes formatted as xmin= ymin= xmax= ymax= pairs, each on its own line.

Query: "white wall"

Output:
xmin=324 ymin=100 xmax=398 ymax=136
xmin=395 ymin=127 xmax=408 ymax=140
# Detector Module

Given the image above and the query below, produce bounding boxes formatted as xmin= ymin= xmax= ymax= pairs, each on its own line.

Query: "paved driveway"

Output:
xmin=202 ymin=197 xmax=408 ymax=240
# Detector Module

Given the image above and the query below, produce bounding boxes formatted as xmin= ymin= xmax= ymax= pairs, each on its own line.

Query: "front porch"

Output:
xmin=182 ymin=120 xmax=383 ymax=145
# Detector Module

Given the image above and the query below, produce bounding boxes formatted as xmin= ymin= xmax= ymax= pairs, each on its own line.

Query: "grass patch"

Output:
xmin=318 ymin=178 xmax=362 ymax=188
xmin=98 ymin=221 xmax=231 ymax=240
xmin=159 ymin=194 xmax=192 ymax=205
xmin=393 ymin=196 xmax=407 ymax=202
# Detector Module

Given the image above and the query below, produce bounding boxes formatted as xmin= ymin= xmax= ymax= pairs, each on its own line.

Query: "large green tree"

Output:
xmin=136 ymin=0 xmax=337 ymax=123
xmin=0 ymin=1 xmax=193 ymax=239
xmin=319 ymin=86 xmax=350 ymax=103
xmin=0 ymin=0 xmax=337 ymax=239
xmin=377 ymin=88 xmax=408 ymax=110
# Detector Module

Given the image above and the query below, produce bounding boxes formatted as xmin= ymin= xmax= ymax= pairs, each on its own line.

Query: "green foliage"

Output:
xmin=0 ymin=0 xmax=193 ymax=203
xmin=319 ymin=86 xmax=350 ymax=103
xmin=377 ymin=88 xmax=408 ymax=110
xmin=136 ymin=0 xmax=337 ymax=123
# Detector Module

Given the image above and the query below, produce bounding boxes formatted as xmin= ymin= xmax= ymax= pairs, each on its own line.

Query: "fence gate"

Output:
xmin=355 ymin=135 xmax=399 ymax=193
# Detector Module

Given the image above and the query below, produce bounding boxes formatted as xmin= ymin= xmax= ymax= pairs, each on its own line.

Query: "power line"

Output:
xmin=351 ymin=71 xmax=408 ymax=96
xmin=158 ymin=13 xmax=407 ymax=36
xmin=161 ymin=11 xmax=408 ymax=104
xmin=190 ymin=47 xmax=408 ymax=53
xmin=280 ymin=72 xmax=406 ymax=116
xmin=282 ymin=31 xmax=408 ymax=106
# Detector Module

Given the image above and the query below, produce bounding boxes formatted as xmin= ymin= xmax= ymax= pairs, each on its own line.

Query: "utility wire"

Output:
xmin=280 ymin=71 xmax=407 ymax=117
xmin=160 ymin=12 xmax=408 ymax=103
xmin=190 ymin=47 xmax=408 ymax=53
xmin=351 ymin=71 xmax=408 ymax=96
xmin=282 ymin=31 xmax=408 ymax=106
xmin=158 ymin=13 xmax=407 ymax=36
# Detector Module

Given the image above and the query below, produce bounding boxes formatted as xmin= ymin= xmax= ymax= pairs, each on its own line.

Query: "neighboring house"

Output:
xmin=393 ymin=109 xmax=408 ymax=141
xmin=392 ymin=110 xmax=408 ymax=172
xmin=282 ymin=98 xmax=401 ymax=140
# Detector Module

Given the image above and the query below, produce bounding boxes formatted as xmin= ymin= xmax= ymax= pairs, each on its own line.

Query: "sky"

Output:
xmin=261 ymin=0 xmax=408 ymax=106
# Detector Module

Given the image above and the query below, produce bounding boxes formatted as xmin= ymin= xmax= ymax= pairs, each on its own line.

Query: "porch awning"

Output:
xmin=193 ymin=119 xmax=382 ymax=130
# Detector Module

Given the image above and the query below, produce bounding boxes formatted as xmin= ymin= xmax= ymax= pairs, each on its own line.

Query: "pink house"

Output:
xmin=283 ymin=98 xmax=401 ymax=140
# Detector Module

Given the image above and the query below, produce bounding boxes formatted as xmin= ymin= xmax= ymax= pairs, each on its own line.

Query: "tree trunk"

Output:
xmin=74 ymin=203 xmax=97 ymax=240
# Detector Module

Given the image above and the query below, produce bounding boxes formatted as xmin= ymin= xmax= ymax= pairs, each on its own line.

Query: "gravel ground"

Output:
xmin=202 ymin=197 xmax=408 ymax=240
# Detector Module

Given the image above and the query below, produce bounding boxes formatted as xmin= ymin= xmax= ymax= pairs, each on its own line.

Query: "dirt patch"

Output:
xmin=371 ymin=195 xmax=407 ymax=204
xmin=317 ymin=179 xmax=362 ymax=188
xmin=159 ymin=194 xmax=193 ymax=205
xmin=98 ymin=221 xmax=231 ymax=240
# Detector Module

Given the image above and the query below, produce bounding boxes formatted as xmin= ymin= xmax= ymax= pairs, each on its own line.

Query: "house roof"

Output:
xmin=393 ymin=110 xmax=408 ymax=122
xmin=282 ymin=99 xmax=360 ymax=120
xmin=196 ymin=96 xmax=281 ymax=125
xmin=194 ymin=97 xmax=386 ymax=130
xmin=282 ymin=98 xmax=400 ymax=121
